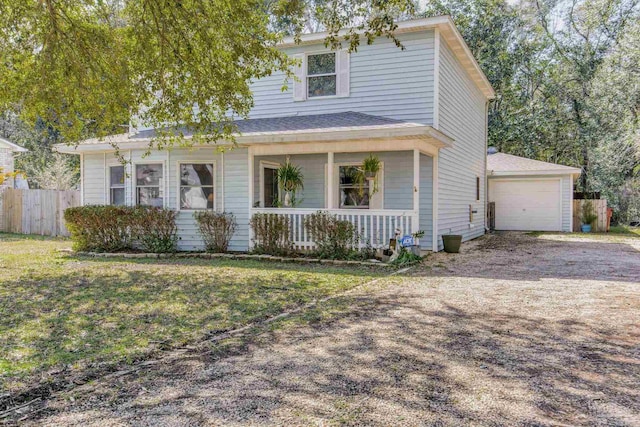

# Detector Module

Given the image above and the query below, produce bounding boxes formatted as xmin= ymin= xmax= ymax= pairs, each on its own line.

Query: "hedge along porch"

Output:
xmin=57 ymin=112 xmax=452 ymax=252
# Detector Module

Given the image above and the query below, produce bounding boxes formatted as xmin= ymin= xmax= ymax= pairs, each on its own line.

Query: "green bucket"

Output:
xmin=442 ymin=235 xmax=462 ymax=253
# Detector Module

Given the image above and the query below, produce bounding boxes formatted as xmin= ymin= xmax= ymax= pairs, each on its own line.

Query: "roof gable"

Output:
xmin=0 ymin=137 xmax=27 ymax=152
xmin=279 ymin=16 xmax=495 ymax=99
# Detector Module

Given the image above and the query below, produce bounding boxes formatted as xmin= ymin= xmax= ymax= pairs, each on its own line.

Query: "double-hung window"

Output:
xmin=307 ymin=53 xmax=336 ymax=98
xmin=179 ymin=163 xmax=214 ymax=210
xmin=136 ymin=164 xmax=164 ymax=207
xmin=109 ymin=166 xmax=125 ymax=206
xmin=339 ymin=165 xmax=369 ymax=209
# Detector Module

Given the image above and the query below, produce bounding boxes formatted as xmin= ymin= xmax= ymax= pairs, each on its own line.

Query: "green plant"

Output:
xmin=130 ymin=206 xmax=178 ymax=253
xmin=390 ymin=247 xmax=423 ymax=266
xmin=412 ymin=230 xmax=425 ymax=239
xmin=64 ymin=205 xmax=178 ymax=253
xmin=250 ymin=213 xmax=293 ymax=255
xmin=360 ymin=154 xmax=381 ymax=195
xmin=64 ymin=205 xmax=133 ymax=252
xmin=581 ymin=201 xmax=598 ymax=226
xmin=304 ymin=211 xmax=375 ymax=260
xmin=194 ymin=211 xmax=237 ymax=253
xmin=277 ymin=159 xmax=304 ymax=207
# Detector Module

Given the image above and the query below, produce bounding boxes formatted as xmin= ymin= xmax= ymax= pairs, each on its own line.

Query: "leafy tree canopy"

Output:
xmin=0 ymin=0 xmax=416 ymax=149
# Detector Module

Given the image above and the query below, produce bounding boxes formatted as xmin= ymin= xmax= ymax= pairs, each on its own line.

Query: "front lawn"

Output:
xmin=0 ymin=234 xmax=380 ymax=394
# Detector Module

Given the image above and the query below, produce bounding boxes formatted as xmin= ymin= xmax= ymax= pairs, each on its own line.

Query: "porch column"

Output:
xmin=248 ymin=146 xmax=254 ymax=249
xmin=432 ymin=151 xmax=439 ymax=252
xmin=327 ymin=152 xmax=334 ymax=209
xmin=413 ymin=148 xmax=420 ymax=229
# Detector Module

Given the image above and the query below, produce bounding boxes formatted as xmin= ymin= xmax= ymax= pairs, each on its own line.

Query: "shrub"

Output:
xmin=64 ymin=205 xmax=178 ymax=253
xmin=581 ymin=200 xmax=598 ymax=226
xmin=304 ymin=211 xmax=375 ymax=260
xmin=194 ymin=211 xmax=237 ymax=253
xmin=250 ymin=213 xmax=292 ymax=255
xmin=64 ymin=205 xmax=133 ymax=252
xmin=130 ymin=206 xmax=178 ymax=253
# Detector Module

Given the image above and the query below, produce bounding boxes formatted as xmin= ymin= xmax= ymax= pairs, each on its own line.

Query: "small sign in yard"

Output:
xmin=399 ymin=235 xmax=414 ymax=247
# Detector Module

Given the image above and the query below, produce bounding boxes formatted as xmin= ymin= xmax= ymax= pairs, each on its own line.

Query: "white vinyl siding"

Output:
xmin=419 ymin=154 xmax=434 ymax=250
xmin=223 ymin=148 xmax=250 ymax=252
xmin=83 ymin=154 xmax=106 ymax=205
xmin=437 ymin=39 xmax=487 ymax=249
xmin=251 ymin=31 xmax=435 ymax=124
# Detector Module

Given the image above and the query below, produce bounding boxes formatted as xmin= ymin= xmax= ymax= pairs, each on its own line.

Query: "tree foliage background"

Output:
xmin=0 ymin=0 xmax=638 ymax=221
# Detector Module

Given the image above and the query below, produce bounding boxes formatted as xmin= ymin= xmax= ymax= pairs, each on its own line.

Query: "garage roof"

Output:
xmin=0 ymin=137 xmax=28 ymax=152
xmin=488 ymin=152 xmax=581 ymax=177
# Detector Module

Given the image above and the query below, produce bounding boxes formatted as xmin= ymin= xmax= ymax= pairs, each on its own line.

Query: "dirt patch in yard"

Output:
xmin=20 ymin=232 xmax=640 ymax=426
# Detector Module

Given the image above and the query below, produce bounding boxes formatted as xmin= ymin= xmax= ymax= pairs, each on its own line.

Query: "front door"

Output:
xmin=263 ymin=167 xmax=279 ymax=207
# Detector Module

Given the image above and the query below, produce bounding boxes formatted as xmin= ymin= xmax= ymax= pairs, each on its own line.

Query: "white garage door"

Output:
xmin=490 ymin=179 xmax=562 ymax=231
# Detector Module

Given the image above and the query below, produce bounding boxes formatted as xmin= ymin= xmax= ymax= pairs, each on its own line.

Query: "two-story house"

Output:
xmin=56 ymin=16 xmax=495 ymax=252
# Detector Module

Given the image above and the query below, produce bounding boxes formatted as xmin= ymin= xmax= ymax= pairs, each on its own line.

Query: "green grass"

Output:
xmin=0 ymin=234 xmax=381 ymax=393
xmin=609 ymin=225 xmax=640 ymax=236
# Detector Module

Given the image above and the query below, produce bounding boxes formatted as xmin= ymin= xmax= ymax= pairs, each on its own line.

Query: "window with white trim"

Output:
xmin=109 ymin=165 xmax=125 ymax=206
xmin=307 ymin=53 xmax=336 ymax=98
xmin=179 ymin=163 xmax=214 ymax=210
xmin=339 ymin=165 xmax=369 ymax=209
xmin=135 ymin=164 xmax=164 ymax=207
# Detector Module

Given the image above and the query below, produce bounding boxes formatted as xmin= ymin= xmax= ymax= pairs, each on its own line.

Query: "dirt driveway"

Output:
xmin=28 ymin=233 xmax=640 ymax=426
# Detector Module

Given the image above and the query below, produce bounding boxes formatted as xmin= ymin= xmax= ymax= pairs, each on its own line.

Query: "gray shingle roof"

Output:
xmin=66 ymin=112 xmax=422 ymax=148
xmin=135 ymin=112 xmax=405 ymax=139
xmin=488 ymin=152 xmax=581 ymax=174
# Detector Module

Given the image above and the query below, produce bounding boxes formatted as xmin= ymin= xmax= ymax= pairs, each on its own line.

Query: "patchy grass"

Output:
xmin=609 ymin=225 xmax=640 ymax=236
xmin=0 ymin=233 xmax=381 ymax=394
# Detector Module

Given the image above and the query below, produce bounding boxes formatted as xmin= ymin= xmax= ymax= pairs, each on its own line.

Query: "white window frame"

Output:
xmin=107 ymin=164 xmax=126 ymax=206
xmin=176 ymin=161 xmax=217 ymax=211
xmin=259 ymin=160 xmax=281 ymax=208
xmin=306 ymin=51 xmax=338 ymax=99
xmin=132 ymin=161 xmax=166 ymax=208
xmin=334 ymin=161 xmax=384 ymax=210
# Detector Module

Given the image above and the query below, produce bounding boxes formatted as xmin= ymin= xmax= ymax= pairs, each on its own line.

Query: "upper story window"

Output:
xmin=136 ymin=164 xmax=164 ymax=207
xmin=307 ymin=53 xmax=336 ymax=98
xmin=293 ymin=50 xmax=349 ymax=101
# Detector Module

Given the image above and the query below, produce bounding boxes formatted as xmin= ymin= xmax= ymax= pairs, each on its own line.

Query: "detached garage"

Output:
xmin=487 ymin=152 xmax=581 ymax=232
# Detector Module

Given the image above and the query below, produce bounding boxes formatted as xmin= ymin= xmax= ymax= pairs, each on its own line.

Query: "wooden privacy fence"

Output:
xmin=0 ymin=188 xmax=80 ymax=237
xmin=573 ymin=199 xmax=609 ymax=232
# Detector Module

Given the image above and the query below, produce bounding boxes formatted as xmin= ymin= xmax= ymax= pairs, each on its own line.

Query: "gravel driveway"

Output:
xmin=28 ymin=232 xmax=640 ymax=426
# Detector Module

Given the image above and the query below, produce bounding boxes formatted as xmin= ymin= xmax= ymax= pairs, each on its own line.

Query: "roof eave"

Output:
xmin=488 ymin=169 xmax=582 ymax=177
xmin=55 ymin=124 xmax=452 ymax=154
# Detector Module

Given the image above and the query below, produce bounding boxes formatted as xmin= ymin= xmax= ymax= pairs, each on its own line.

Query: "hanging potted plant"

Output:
xmin=277 ymin=158 xmax=304 ymax=207
xmin=580 ymin=200 xmax=598 ymax=233
xmin=358 ymin=154 xmax=381 ymax=195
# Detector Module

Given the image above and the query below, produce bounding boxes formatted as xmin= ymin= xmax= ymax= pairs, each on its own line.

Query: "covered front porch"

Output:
xmin=247 ymin=133 xmax=448 ymax=251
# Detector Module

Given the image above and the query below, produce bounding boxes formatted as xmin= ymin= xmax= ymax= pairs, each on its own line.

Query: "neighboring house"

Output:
xmin=0 ymin=137 xmax=28 ymax=229
xmin=487 ymin=151 xmax=581 ymax=232
xmin=56 ymin=16 xmax=496 ymax=252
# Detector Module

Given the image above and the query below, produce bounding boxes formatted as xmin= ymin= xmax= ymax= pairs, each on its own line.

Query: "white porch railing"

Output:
xmin=251 ymin=208 xmax=419 ymax=250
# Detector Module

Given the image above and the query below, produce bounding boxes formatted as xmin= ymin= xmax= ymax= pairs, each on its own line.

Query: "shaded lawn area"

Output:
xmin=0 ymin=233 xmax=381 ymax=394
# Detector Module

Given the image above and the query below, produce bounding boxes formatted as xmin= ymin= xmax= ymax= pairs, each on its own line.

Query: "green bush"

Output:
xmin=64 ymin=205 xmax=133 ymax=252
xmin=64 ymin=205 xmax=178 ymax=253
xmin=194 ymin=211 xmax=237 ymax=253
xmin=250 ymin=213 xmax=292 ymax=255
xmin=304 ymin=211 xmax=374 ymax=260
xmin=131 ymin=206 xmax=178 ymax=253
